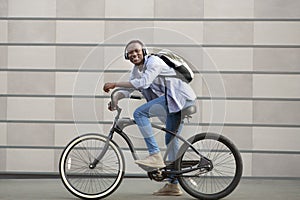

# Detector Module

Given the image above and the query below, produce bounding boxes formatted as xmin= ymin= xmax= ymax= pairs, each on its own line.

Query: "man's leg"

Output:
xmin=133 ymin=96 xmax=167 ymax=168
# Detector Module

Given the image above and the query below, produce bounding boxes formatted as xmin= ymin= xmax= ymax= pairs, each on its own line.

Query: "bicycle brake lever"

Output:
xmin=186 ymin=116 xmax=192 ymax=123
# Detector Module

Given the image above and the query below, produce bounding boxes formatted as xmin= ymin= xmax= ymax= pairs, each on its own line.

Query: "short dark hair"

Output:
xmin=125 ymin=40 xmax=145 ymax=50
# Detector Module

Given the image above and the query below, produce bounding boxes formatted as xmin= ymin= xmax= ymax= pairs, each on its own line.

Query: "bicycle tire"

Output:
xmin=176 ymin=132 xmax=243 ymax=200
xmin=59 ymin=133 xmax=125 ymax=199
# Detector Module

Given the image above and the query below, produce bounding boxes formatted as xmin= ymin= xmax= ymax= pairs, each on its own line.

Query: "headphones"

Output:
xmin=124 ymin=40 xmax=148 ymax=60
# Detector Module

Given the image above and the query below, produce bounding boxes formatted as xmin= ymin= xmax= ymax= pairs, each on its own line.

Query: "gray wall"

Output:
xmin=0 ymin=0 xmax=300 ymax=178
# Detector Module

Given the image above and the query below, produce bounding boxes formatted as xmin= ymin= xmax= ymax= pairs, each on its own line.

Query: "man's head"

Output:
xmin=124 ymin=40 xmax=147 ymax=66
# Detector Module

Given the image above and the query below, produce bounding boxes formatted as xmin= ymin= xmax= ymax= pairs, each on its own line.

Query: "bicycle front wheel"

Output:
xmin=176 ymin=132 xmax=243 ymax=200
xmin=59 ymin=133 xmax=125 ymax=199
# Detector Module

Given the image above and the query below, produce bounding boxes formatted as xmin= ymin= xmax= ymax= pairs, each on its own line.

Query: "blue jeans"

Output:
xmin=133 ymin=96 xmax=194 ymax=165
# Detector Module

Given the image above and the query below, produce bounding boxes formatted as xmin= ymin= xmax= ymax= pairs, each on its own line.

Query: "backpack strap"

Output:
xmin=150 ymin=54 xmax=190 ymax=83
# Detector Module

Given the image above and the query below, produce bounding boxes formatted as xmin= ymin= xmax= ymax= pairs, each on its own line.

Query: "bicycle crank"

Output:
xmin=148 ymin=169 xmax=167 ymax=182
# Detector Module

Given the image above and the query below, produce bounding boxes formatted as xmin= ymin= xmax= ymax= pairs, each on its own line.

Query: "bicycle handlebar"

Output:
xmin=110 ymin=89 xmax=142 ymax=109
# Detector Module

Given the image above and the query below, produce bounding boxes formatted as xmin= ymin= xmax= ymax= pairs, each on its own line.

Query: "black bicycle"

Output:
xmin=59 ymin=89 xmax=243 ymax=200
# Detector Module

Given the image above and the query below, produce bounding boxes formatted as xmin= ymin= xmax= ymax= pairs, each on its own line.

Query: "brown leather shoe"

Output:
xmin=153 ymin=183 xmax=183 ymax=196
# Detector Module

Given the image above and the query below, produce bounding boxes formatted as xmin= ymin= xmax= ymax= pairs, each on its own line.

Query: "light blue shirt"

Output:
xmin=123 ymin=55 xmax=196 ymax=113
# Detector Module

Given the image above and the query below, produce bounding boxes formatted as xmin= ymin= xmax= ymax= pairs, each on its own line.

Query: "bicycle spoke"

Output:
xmin=177 ymin=133 xmax=242 ymax=199
xmin=61 ymin=135 xmax=124 ymax=198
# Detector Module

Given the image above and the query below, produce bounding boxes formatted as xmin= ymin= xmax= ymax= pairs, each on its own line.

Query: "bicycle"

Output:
xmin=59 ymin=89 xmax=243 ymax=200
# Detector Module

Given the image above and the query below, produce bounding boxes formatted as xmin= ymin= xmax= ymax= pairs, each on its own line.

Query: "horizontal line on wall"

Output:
xmin=0 ymin=120 xmax=299 ymax=128
xmin=197 ymin=97 xmax=300 ymax=101
xmin=1 ymin=94 xmax=300 ymax=102
xmin=240 ymin=150 xmax=300 ymax=155
xmin=0 ymin=145 xmax=65 ymax=150
xmin=195 ymin=71 xmax=300 ymax=75
xmin=1 ymin=43 xmax=300 ymax=48
xmin=1 ymin=17 xmax=300 ymax=22
xmin=0 ymin=68 xmax=131 ymax=73
xmin=1 ymin=68 xmax=300 ymax=75
xmin=0 ymin=145 xmax=299 ymax=155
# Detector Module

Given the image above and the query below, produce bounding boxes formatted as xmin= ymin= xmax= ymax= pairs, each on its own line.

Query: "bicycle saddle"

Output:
xmin=181 ymin=105 xmax=197 ymax=118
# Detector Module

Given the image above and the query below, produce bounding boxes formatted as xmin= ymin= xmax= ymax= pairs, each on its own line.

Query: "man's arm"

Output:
xmin=103 ymin=82 xmax=134 ymax=93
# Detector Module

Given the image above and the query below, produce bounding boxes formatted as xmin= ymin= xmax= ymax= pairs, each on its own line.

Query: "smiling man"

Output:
xmin=103 ymin=39 xmax=196 ymax=196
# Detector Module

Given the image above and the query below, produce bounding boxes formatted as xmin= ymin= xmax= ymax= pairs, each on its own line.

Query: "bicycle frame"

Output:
xmin=60 ymin=90 xmax=242 ymax=200
xmin=89 ymin=105 xmax=212 ymax=173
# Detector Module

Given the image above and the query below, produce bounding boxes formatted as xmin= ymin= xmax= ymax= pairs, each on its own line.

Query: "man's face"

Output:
xmin=126 ymin=42 xmax=144 ymax=66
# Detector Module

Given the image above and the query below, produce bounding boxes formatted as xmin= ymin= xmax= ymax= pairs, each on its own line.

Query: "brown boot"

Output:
xmin=135 ymin=152 xmax=166 ymax=168
xmin=153 ymin=183 xmax=183 ymax=196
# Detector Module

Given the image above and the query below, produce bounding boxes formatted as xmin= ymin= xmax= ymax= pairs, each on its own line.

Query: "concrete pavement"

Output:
xmin=0 ymin=178 xmax=299 ymax=200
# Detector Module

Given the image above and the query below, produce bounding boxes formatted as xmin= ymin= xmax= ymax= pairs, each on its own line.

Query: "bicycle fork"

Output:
xmin=89 ymin=107 xmax=122 ymax=169
xmin=88 ymin=131 xmax=113 ymax=169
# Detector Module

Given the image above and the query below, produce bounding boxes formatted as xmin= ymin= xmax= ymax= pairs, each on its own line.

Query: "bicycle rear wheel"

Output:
xmin=59 ymin=133 xmax=125 ymax=199
xmin=176 ymin=132 xmax=243 ymax=200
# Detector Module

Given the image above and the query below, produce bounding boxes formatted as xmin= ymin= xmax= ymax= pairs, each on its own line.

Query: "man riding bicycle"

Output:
xmin=103 ymin=40 xmax=196 ymax=196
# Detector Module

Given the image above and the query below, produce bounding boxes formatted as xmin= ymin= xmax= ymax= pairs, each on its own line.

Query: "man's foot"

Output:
xmin=153 ymin=183 xmax=183 ymax=196
xmin=135 ymin=152 xmax=166 ymax=168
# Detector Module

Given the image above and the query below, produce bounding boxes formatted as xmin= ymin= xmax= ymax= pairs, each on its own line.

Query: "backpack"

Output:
xmin=151 ymin=49 xmax=194 ymax=83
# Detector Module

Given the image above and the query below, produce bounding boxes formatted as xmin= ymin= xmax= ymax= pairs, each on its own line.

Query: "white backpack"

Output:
xmin=151 ymin=49 xmax=194 ymax=83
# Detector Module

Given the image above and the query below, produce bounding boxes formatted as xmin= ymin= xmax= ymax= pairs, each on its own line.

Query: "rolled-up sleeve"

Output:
xmin=117 ymin=68 xmax=137 ymax=98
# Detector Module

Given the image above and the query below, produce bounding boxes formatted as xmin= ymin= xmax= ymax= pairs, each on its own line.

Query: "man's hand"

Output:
xmin=103 ymin=82 xmax=116 ymax=93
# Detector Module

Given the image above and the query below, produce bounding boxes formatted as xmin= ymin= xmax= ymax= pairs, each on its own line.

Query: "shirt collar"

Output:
xmin=134 ymin=55 xmax=149 ymax=70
